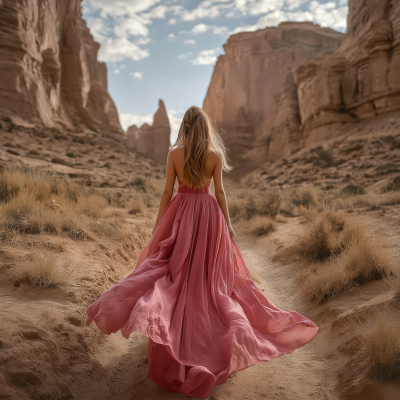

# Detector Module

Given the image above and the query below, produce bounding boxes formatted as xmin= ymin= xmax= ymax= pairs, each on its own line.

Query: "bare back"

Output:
xmin=169 ymin=147 xmax=220 ymax=187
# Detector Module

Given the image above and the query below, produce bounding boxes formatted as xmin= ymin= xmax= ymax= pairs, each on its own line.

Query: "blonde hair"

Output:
xmin=170 ymin=106 xmax=232 ymax=189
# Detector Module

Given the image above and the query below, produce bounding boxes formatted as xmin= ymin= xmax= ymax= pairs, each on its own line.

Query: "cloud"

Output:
xmin=192 ymin=23 xmax=209 ymax=33
xmin=120 ymin=113 xmax=153 ymax=131
xmin=191 ymin=48 xmax=220 ymax=65
xmin=184 ymin=39 xmax=196 ymax=45
xmin=177 ymin=52 xmax=192 ymax=59
xmin=130 ymin=72 xmax=143 ymax=79
xmin=167 ymin=113 xmax=183 ymax=144
xmin=169 ymin=18 xmax=177 ymax=24
xmin=189 ymin=23 xmax=228 ymax=34
xmin=84 ymin=0 xmax=161 ymax=18
xmin=113 ymin=68 xmax=120 ymax=74
xmin=168 ymin=33 xmax=175 ymax=38
xmin=232 ymin=1 xmax=348 ymax=34
xmin=98 ymin=36 xmax=149 ymax=62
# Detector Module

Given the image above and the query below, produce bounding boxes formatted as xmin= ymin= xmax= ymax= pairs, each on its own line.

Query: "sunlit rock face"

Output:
xmin=0 ymin=0 xmax=124 ymax=137
xmin=126 ymin=100 xmax=171 ymax=163
xmin=203 ymin=22 xmax=343 ymax=171
xmin=295 ymin=0 xmax=400 ymax=145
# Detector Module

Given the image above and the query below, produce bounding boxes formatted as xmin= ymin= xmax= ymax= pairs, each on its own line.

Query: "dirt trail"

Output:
xmin=82 ymin=221 xmax=329 ymax=400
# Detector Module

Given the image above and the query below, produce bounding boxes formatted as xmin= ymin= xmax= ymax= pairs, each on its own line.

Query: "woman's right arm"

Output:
xmin=213 ymin=156 xmax=235 ymax=238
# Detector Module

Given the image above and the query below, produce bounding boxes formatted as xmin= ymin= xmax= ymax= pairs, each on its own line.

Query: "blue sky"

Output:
xmin=82 ymin=0 xmax=348 ymax=142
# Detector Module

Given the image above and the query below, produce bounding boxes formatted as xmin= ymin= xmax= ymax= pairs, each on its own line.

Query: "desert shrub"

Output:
xmin=13 ymin=250 xmax=76 ymax=289
xmin=295 ymin=218 xmax=342 ymax=262
xmin=361 ymin=310 xmax=400 ymax=381
xmin=290 ymin=185 xmax=319 ymax=209
xmin=0 ymin=168 xmax=121 ymax=240
xmin=380 ymin=176 xmax=400 ymax=193
xmin=245 ymin=216 xmax=276 ymax=236
xmin=128 ymin=194 xmax=146 ymax=215
xmin=341 ymin=184 xmax=366 ymax=197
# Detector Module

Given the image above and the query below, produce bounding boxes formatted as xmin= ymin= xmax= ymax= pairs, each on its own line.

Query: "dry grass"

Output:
xmin=380 ymin=175 xmax=400 ymax=193
xmin=0 ymin=167 xmax=124 ymax=239
xmin=13 ymin=249 xmax=76 ymax=289
xmin=277 ymin=211 xmax=396 ymax=303
xmin=244 ymin=216 xmax=276 ymax=236
xmin=127 ymin=194 xmax=146 ymax=215
xmin=360 ymin=309 xmax=400 ymax=381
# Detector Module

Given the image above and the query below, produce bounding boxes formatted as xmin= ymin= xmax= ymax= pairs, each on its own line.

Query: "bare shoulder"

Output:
xmin=208 ymin=149 xmax=221 ymax=167
xmin=168 ymin=147 xmax=183 ymax=160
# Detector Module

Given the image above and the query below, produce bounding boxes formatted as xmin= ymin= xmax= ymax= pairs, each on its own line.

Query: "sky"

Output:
xmin=82 ymin=0 xmax=349 ymax=143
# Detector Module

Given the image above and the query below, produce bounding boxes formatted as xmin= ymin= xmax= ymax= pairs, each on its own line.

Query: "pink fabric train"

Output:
xmin=87 ymin=178 xmax=319 ymax=398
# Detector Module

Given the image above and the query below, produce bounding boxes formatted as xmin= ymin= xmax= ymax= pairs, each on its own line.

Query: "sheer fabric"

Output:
xmin=87 ymin=178 xmax=319 ymax=398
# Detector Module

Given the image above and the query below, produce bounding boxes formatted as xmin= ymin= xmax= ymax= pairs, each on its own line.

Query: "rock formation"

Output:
xmin=204 ymin=1 xmax=400 ymax=173
xmin=295 ymin=0 xmax=400 ymax=144
xmin=126 ymin=100 xmax=171 ymax=163
xmin=0 ymin=0 xmax=124 ymax=137
xmin=203 ymin=22 xmax=343 ymax=171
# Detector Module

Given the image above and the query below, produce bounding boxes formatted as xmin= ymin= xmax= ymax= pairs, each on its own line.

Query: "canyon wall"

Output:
xmin=126 ymin=100 xmax=171 ymax=163
xmin=204 ymin=1 xmax=400 ymax=172
xmin=0 ymin=0 xmax=124 ymax=137
xmin=295 ymin=0 xmax=400 ymax=144
xmin=203 ymin=22 xmax=343 ymax=171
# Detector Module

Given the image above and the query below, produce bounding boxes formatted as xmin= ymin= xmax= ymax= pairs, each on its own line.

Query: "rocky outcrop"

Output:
xmin=203 ymin=22 xmax=343 ymax=171
xmin=204 ymin=2 xmax=400 ymax=173
xmin=126 ymin=100 xmax=170 ymax=163
xmin=0 ymin=0 xmax=124 ymax=137
xmin=295 ymin=0 xmax=400 ymax=143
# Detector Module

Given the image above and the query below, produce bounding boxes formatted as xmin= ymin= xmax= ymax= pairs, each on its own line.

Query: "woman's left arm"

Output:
xmin=153 ymin=150 xmax=176 ymax=233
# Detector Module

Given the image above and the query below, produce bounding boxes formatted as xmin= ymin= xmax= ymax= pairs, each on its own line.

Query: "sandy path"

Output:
xmin=85 ymin=223 xmax=328 ymax=400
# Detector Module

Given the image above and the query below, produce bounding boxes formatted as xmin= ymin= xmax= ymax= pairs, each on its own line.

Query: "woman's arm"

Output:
xmin=153 ymin=150 xmax=176 ymax=233
xmin=213 ymin=156 xmax=235 ymax=238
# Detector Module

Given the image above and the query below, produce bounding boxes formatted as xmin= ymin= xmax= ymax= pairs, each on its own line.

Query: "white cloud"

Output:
xmin=168 ymin=33 xmax=175 ymax=38
xmin=136 ymin=37 xmax=151 ymax=45
xmin=120 ymin=113 xmax=153 ymax=131
xmin=169 ymin=18 xmax=177 ymax=24
xmin=120 ymin=64 xmax=126 ymax=68
xmin=177 ymin=52 xmax=192 ymax=59
xmin=192 ymin=23 xmax=209 ymax=33
xmin=130 ymin=72 xmax=143 ymax=79
xmin=98 ymin=36 xmax=149 ymax=62
xmin=213 ymin=26 xmax=228 ymax=34
xmin=191 ymin=48 xmax=220 ymax=65
xmin=168 ymin=112 xmax=183 ymax=144
xmin=113 ymin=68 xmax=121 ymax=74
xmin=232 ymin=1 xmax=348 ymax=34
xmin=85 ymin=0 xmax=161 ymax=18
xmin=184 ymin=39 xmax=196 ymax=45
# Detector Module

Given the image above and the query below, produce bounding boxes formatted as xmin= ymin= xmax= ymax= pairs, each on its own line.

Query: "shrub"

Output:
xmin=13 ymin=250 xmax=76 ymax=289
xmin=128 ymin=195 xmax=146 ymax=215
xmin=341 ymin=184 xmax=366 ymax=197
xmin=381 ymin=176 xmax=400 ymax=193
xmin=361 ymin=310 xmax=400 ymax=381
xmin=245 ymin=216 xmax=276 ymax=236
xmin=291 ymin=185 xmax=319 ymax=209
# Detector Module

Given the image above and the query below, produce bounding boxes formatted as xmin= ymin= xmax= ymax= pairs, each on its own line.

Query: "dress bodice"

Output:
xmin=177 ymin=177 xmax=211 ymax=194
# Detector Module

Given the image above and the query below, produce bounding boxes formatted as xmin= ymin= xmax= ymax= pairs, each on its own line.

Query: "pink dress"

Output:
xmin=87 ymin=177 xmax=319 ymax=398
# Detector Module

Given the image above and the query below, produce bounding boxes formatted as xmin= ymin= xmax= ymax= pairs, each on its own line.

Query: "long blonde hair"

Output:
xmin=170 ymin=106 xmax=232 ymax=189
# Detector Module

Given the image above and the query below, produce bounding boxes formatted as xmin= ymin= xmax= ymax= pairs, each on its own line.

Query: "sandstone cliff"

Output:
xmin=295 ymin=0 xmax=400 ymax=144
xmin=203 ymin=22 xmax=343 ymax=171
xmin=126 ymin=100 xmax=171 ymax=163
xmin=0 ymin=0 xmax=124 ymax=137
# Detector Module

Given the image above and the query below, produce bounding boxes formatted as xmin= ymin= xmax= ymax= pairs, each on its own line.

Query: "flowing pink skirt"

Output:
xmin=87 ymin=188 xmax=319 ymax=398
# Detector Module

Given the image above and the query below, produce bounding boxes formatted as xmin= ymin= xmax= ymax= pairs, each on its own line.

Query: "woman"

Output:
xmin=87 ymin=106 xmax=319 ymax=399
